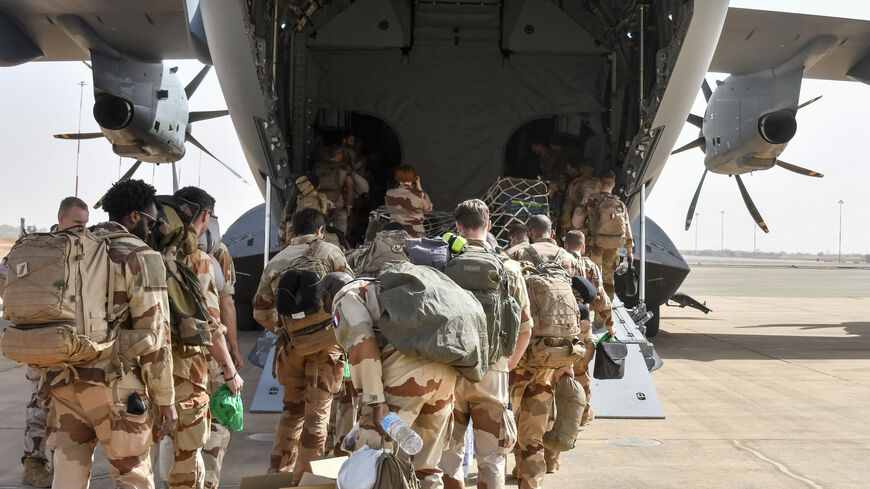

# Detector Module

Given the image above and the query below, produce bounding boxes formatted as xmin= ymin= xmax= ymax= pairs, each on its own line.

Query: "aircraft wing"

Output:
xmin=709 ymin=7 xmax=870 ymax=81
xmin=0 ymin=0 xmax=198 ymax=65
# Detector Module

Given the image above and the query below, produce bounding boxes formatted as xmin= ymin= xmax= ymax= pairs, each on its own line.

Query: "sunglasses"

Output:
xmin=138 ymin=210 xmax=160 ymax=230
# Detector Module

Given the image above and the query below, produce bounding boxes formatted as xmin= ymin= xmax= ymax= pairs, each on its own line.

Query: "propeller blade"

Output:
xmin=775 ymin=159 xmax=824 ymax=178
xmin=687 ymin=113 xmax=703 ymax=129
xmin=184 ymin=65 xmax=212 ymax=100
xmin=186 ymin=133 xmax=249 ymax=184
xmin=734 ymin=174 xmax=770 ymax=233
xmin=94 ymin=160 xmax=143 ymax=209
xmin=188 ymin=110 xmax=229 ymax=123
xmin=715 ymin=79 xmax=724 ymax=86
xmin=171 ymin=161 xmax=179 ymax=193
xmin=795 ymin=95 xmax=822 ymax=110
xmin=671 ymin=136 xmax=705 ymax=155
xmin=685 ymin=170 xmax=707 ymax=231
xmin=53 ymin=132 xmax=103 ymax=140
xmin=701 ymin=79 xmax=712 ymax=102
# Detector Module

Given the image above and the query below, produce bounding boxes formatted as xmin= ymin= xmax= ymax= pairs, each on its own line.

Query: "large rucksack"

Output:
xmin=354 ymin=229 xmax=410 ymax=276
xmin=377 ymin=261 xmax=488 ymax=382
xmin=442 ymin=247 xmax=522 ymax=368
xmin=148 ymin=196 xmax=211 ymax=346
xmin=589 ymin=193 xmax=628 ymax=248
xmin=1 ymin=228 xmax=137 ymax=367
xmin=520 ymin=246 xmax=583 ymax=369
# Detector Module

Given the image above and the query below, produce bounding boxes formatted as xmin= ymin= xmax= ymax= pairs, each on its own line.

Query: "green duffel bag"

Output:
xmin=543 ymin=375 xmax=586 ymax=452
xmin=377 ymin=261 xmax=488 ymax=382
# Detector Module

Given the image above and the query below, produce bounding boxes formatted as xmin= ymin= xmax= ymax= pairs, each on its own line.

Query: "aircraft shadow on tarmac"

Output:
xmin=654 ymin=322 xmax=870 ymax=361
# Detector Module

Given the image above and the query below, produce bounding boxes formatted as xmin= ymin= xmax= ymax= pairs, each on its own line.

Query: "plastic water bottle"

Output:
xmin=380 ymin=413 xmax=423 ymax=455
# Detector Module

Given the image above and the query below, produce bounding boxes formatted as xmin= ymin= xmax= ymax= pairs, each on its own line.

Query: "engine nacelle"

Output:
xmin=757 ymin=109 xmax=797 ymax=145
xmin=93 ymin=93 xmax=134 ymax=130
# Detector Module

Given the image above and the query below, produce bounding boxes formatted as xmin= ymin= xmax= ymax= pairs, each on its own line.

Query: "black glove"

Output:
xmin=571 ymin=276 xmax=598 ymax=304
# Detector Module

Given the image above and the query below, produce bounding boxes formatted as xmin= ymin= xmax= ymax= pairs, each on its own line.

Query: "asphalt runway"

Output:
xmin=0 ymin=264 xmax=868 ymax=488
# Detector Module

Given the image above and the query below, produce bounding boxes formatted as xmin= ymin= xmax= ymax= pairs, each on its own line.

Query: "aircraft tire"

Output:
xmin=645 ymin=305 xmax=660 ymax=338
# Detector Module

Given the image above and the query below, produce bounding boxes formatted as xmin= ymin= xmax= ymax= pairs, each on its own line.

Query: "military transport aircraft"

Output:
xmin=2 ymin=1 xmax=869 ymax=336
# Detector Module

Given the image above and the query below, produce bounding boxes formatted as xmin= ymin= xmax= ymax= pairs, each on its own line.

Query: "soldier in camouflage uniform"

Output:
xmin=506 ymin=215 xmax=577 ymax=489
xmin=43 ymin=180 xmax=177 ymax=489
xmin=571 ymin=170 xmax=633 ymax=302
xmin=163 ymin=187 xmax=243 ymax=489
xmin=253 ymin=208 xmax=351 ymax=484
xmin=312 ymin=148 xmax=354 ymax=235
xmin=326 ymin=273 xmax=458 ymax=489
xmin=439 ymin=199 xmax=532 ymax=489
xmin=3 ymin=197 xmax=91 ymax=487
xmin=559 ymin=161 xmax=597 ymax=235
xmin=503 ymin=223 xmax=530 ymax=258
xmin=543 ymin=230 xmax=611 ymax=472
xmin=384 ymin=165 xmax=433 ymax=238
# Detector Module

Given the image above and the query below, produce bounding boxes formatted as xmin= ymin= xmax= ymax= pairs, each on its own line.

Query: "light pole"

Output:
xmin=694 ymin=212 xmax=699 ymax=253
xmin=838 ymin=200 xmax=844 ymax=263
xmin=720 ymin=210 xmax=725 ymax=251
xmin=74 ymin=80 xmax=87 ymax=197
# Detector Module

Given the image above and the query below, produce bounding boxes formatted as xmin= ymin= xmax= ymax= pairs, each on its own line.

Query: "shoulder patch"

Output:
xmin=139 ymin=251 xmax=167 ymax=288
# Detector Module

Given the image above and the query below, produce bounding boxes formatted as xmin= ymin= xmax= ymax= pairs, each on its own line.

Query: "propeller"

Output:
xmin=701 ymin=78 xmax=712 ymax=102
xmin=189 ymin=110 xmax=229 ymax=123
xmin=734 ymin=174 xmax=769 ymax=233
xmin=185 ymin=65 xmax=212 ymax=99
xmin=795 ymin=95 xmax=822 ymax=110
xmin=672 ymin=136 xmax=705 ymax=155
xmin=53 ymin=132 xmax=103 ymax=140
xmin=775 ymin=159 xmax=823 ymax=177
xmin=93 ymin=160 xmax=143 ymax=208
xmin=684 ymin=169 xmax=707 ymax=231
xmin=171 ymin=161 xmax=179 ymax=193
xmin=186 ymin=132 xmax=249 ymax=184
xmin=686 ymin=113 xmax=703 ymax=129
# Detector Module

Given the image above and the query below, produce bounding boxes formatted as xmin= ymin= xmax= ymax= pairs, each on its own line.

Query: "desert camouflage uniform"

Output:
xmin=24 ymin=366 xmax=49 ymax=462
xmin=253 ymin=234 xmax=350 ymax=483
xmin=542 ymin=254 xmax=609 ymax=471
xmin=333 ymin=280 xmax=457 ymax=489
xmin=384 ymin=183 xmax=433 ymax=237
xmin=503 ymin=239 xmax=530 ymax=259
xmin=439 ymin=241 xmax=532 ymax=489
xmin=508 ymin=239 xmax=582 ymax=488
xmin=202 ymin=243 xmax=236 ymax=489
xmin=164 ymin=249 xmax=227 ymax=489
xmin=572 ymin=191 xmax=633 ymax=301
xmin=44 ymin=222 xmax=175 ymax=489
xmin=559 ymin=177 xmax=598 ymax=233
xmin=313 ymin=159 xmax=352 ymax=235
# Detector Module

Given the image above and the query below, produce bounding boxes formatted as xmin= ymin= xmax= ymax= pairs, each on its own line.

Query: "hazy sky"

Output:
xmin=0 ymin=1 xmax=867 ymax=254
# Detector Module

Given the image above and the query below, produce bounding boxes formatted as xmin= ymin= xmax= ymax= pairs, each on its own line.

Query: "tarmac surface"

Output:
xmin=0 ymin=261 xmax=868 ymax=488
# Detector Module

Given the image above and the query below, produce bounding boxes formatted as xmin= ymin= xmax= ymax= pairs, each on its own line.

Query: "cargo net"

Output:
xmin=483 ymin=177 xmax=550 ymax=247
xmin=368 ymin=206 xmax=457 ymax=238
xmin=369 ymin=177 xmax=549 ymax=245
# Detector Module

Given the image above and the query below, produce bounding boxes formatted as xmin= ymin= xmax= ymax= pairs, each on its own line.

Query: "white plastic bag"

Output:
xmin=336 ymin=446 xmax=381 ymax=489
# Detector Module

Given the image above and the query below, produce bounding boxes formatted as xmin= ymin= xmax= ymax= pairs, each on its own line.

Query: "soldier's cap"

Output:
xmin=571 ymin=276 xmax=597 ymax=304
xmin=578 ymin=302 xmax=591 ymax=321
xmin=276 ymin=269 xmax=323 ymax=317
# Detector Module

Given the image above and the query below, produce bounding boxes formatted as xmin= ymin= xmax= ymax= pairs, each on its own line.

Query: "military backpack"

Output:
xmin=0 ymin=228 xmax=149 ymax=367
xmin=442 ymin=247 xmax=522 ymax=367
xmin=589 ymin=193 xmax=628 ymax=248
xmin=354 ymin=229 xmax=410 ymax=276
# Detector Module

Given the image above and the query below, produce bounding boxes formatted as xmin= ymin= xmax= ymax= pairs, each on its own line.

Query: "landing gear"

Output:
xmin=644 ymin=305 xmax=660 ymax=337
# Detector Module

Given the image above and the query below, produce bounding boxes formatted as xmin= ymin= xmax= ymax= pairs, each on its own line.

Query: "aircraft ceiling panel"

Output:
xmin=0 ymin=1 xmax=194 ymax=62
xmin=710 ymin=8 xmax=870 ymax=81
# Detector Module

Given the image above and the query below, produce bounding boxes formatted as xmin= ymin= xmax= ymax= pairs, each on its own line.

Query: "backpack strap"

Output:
xmin=524 ymin=245 xmax=545 ymax=266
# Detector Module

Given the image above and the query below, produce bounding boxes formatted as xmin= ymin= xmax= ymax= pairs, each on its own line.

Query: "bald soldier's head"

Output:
xmin=526 ymin=215 xmax=554 ymax=241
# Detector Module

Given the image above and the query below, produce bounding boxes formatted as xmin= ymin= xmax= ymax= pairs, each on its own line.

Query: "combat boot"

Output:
xmin=544 ymin=448 xmax=560 ymax=473
xmin=22 ymin=457 xmax=53 ymax=488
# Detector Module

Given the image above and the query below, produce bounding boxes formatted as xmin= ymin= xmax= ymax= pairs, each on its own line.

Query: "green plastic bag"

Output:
xmin=209 ymin=384 xmax=244 ymax=431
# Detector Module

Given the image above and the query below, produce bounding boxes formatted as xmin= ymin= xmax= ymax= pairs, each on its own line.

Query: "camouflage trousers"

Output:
xmin=542 ymin=329 xmax=597 ymax=472
xmin=587 ymin=246 xmax=619 ymax=301
xmin=510 ymin=367 xmax=557 ymax=489
xmin=168 ymin=352 xmax=211 ymax=489
xmin=355 ymin=356 xmax=457 ymax=489
xmin=25 ymin=366 xmax=49 ymax=461
xmin=325 ymin=378 xmax=358 ymax=456
xmin=270 ymin=345 xmax=344 ymax=485
xmin=440 ymin=368 xmax=514 ymax=489
xmin=47 ymin=378 xmax=154 ymax=489
xmin=203 ymin=357 xmax=231 ymax=489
